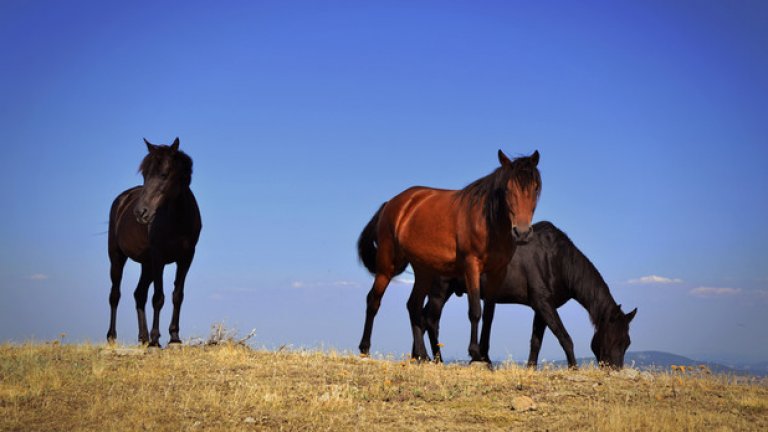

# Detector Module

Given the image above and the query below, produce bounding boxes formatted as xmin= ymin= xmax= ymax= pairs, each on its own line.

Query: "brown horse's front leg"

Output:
xmin=464 ymin=259 xmax=483 ymax=362
xmin=169 ymin=254 xmax=193 ymax=344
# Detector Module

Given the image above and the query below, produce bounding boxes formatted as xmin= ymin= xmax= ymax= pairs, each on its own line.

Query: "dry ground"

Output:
xmin=1 ymin=342 xmax=766 ymax=431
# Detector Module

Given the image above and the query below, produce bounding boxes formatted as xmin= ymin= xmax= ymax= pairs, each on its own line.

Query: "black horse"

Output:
xmin=106 ymin=138 xmax=202 ymax=347
xmin=423 ymin=221 xmax=636 ymax=368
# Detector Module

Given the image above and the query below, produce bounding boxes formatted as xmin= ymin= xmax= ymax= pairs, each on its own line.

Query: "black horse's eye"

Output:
xmin=160 ymin=172 xmax=169 ymax=179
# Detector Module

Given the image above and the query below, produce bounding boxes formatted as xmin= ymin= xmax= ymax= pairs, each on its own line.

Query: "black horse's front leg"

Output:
xmin=107 ymin=250 xmax=127 ymax=343
xmin=478 ymin=301 xmax=496 ymax=363
xmin=526 ymin=312 xmax=547 ymax=368
xmin=533 ymin=300 xmax=577 ymax=368
xmin=406 ymin=272 xmax=431 ymax=362
xmin=169 ymin=254 xmax=194 ymax=344
xmin=148 ymin=261 xmax=165 ymax=347
xmin=133 ymin=263 xmax=153 ymax=345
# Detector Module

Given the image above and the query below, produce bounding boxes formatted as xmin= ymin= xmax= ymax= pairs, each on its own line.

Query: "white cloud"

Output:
xmin=627 ymin=275 xmax=683 ymax=285
xmin=28 ymin=274 xmax=49 ymax=281
xmin=689 ymin=287 xmax=742 ymax=297
xmin=392 ymin=276 xmax=415 ymax=285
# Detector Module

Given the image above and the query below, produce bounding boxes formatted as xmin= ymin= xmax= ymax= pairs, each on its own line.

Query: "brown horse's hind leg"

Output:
xmin=359 ymin=273 xmax=392 ymax=356
xmin=107 ymin=250 xmax=127 ymax=343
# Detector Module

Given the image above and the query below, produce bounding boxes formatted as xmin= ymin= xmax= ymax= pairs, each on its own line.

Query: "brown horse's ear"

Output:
xmin=170 ymin=137 xmax=180 ymax=152
xmin=498 ymin=149 xmax=512 ymax=167
xmin=626 ymin=308 xmax=637 ymax=323
xmin=144 ymin=138 xmax=156 ymax=153
xmin=530 ymin=150 xmax=540 ymax=166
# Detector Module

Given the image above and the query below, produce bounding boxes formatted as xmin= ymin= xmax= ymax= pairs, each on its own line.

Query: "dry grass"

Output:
xmin=1 ymin=342 xmax=766 ymax=431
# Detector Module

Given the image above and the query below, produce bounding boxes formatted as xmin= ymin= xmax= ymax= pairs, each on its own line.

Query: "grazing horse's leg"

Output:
xmin=478 ymin=301 xmax=496 ymax=363
xmin=169 ymin=254 xmax=193 ymax=344
xmin=423 ymin=287 xmax=450 ymax=362
xmin=406 ymin=271 xmax=432 ymax=361
xmin=464 ymin=258 xmax=483 ymax=362
xmin=359 ymin=273 xmax=392 ymax=356
xmin=533 ymin=300 xmax=577 ymax=368
xmin=526 ymin=312 xmax=547 ymax=368
xmin=107 ymin=250 xmax=127 ymax=343
xmin=148 ymin=260 xmax=166 ymax=347
xmin=133 ymin=263 xmax=153 ymax=345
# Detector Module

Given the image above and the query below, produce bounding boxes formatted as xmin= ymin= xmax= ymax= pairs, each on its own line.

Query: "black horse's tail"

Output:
xmin=357 ymin=202 xmax=409 ymax=276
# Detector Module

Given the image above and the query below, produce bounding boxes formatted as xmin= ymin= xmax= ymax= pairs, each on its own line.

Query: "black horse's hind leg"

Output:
xmin=533 ymin=301 xmax=577 ymax=368
xmin=526 ymin=312 xmax=547 ymax=368
xmin=423 ymin=294 xmax=448 ymax=362
xmin=107 ymin=250 xmax=127 ymax=343
xmin=169 ymin=254 xmax=194 ymax=344
xmin=407 ymin=272 xmax=432 ymax=362
xmin=148 ymin=262 xmax=166 ymax=347
xmin=133 ymin=263 xmax=153 ymax=345
xmin=478 ymin=301 xmax=496 ymax=363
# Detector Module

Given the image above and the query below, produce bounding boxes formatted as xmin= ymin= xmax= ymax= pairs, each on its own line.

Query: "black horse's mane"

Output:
xmin=139 ymin=145 xmax=194 ymax=185
xmin=458 ymin=154 xmax=541 ymax=235
xmin=536 ymin=221 xmax=620 ymax=327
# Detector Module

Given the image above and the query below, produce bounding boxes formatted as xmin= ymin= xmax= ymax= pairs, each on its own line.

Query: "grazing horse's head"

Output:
xmin=591 ymin=306 xmax=637 ymax=368
xmin=135 ymin=137 xmax=193 ymax=224
xmin=498 ymin=150 xmax=541 ymax=243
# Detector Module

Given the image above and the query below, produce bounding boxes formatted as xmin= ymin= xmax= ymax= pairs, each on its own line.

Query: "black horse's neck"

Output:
xmin=563 ymin=245 xmax=621 ymax=328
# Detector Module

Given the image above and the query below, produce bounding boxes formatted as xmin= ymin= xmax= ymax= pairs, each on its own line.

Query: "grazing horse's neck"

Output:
xmin=564 ymin=247 xmax=620 ymax=328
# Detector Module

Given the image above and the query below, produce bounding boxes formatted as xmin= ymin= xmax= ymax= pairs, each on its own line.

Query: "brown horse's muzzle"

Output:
xmin=512 ymin=224 xmax=534 ymax=243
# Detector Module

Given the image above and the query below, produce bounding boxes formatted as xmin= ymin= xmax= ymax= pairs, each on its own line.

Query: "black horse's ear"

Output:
xmin=144 ymin=138 xmax=155 ymax=153
xmin=530 ymin=150 xmax=540 ymax=166
xmin=626 ymin=308 xmax=638 ymax=323
xmin=498 ymin=149 xmax=512 ymax=167
xmin=170 ymin=137 xmax=180 ymax=152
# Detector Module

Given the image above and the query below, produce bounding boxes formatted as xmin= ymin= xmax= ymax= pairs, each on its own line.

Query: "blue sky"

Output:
xmin=1 ymin=1 xmax=767 ymax=363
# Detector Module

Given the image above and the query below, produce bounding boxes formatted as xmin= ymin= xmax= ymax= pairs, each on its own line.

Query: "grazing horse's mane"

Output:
xmin=540 ymin=222 xmax=621 ymax=327
xmin=138 ymin=146 xmax=194 ymax=186
xmin=457 ymin=154 xmax=541 ymax=235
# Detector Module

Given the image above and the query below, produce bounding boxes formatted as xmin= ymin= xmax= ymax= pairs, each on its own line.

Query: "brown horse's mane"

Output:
xmin=457 ymin=154 xmax=541 ymax=235
xmin=138 ymin=146 xmax=194 ymax=186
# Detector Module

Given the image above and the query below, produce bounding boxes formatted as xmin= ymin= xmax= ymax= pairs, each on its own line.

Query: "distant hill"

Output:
xmin=545 ymin=351 xmax=768 ymax=377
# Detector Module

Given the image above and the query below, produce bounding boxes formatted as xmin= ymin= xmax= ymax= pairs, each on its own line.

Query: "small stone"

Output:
xmin=244 ymin=417 xmax=256 ymax=424
xmin=511 ymin=395 xmax=536 ymax=412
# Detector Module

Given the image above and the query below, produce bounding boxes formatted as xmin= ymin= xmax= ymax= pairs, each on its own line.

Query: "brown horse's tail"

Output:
xmin=357 ymin=202 xmax=408 ymax=276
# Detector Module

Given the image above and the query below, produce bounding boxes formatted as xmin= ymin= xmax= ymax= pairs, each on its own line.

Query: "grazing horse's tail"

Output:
xmin=357 ymin=202 xmax=408 ymax=276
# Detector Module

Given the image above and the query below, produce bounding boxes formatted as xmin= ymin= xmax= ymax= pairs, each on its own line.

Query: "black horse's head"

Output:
xmin=591 ymin=306 xmax=637 ymax=368
xmin=135 ymin=137 xmax=193 ymax=224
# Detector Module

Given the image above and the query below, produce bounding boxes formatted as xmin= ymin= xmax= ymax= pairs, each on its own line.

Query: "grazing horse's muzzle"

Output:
xmin=512 ymin=224 xmax=534 ymax=243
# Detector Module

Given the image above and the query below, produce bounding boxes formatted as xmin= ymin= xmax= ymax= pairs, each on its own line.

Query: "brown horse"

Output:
xmin=357 ymin=150 xmax=541 ymax=361
xmin=106 ymin=138 xmax=202 ymax=347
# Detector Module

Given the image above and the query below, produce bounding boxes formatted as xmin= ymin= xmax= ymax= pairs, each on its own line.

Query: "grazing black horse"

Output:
xmin=106 ymin=138 xmax=202 ymax=347
xmin=423 ymin=221 xmax=637 ymax=368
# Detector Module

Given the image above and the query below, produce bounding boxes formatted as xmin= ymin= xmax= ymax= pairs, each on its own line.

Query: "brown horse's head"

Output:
xmin=135 ymin=137 xmax=193 ymax=224
xmin=498 ymin=150 xmax=541 ymax=242
xmin=591 ymin=306 xmax=637 ymax=368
